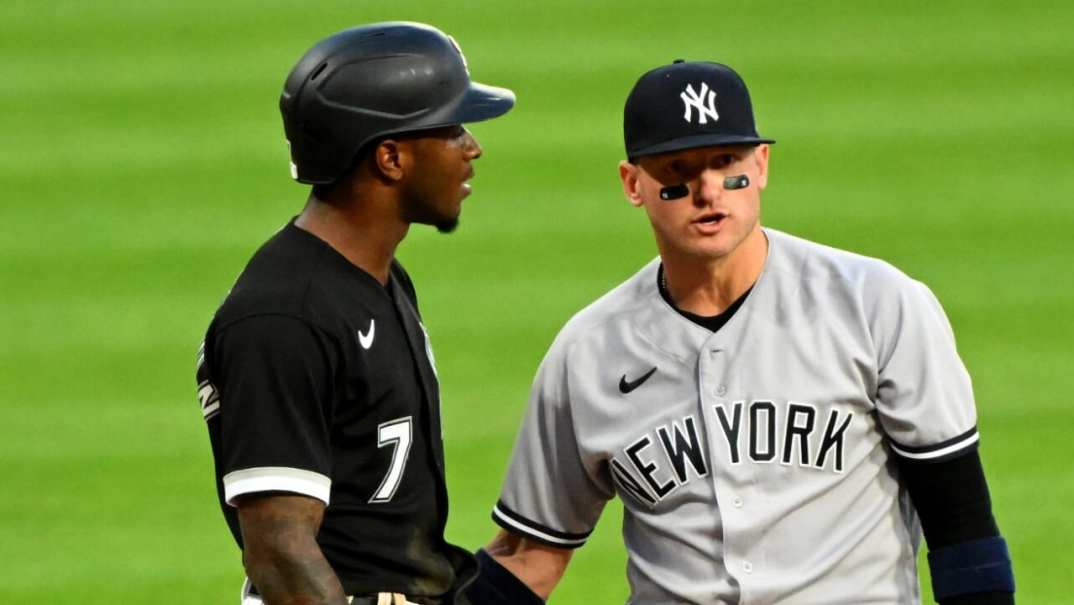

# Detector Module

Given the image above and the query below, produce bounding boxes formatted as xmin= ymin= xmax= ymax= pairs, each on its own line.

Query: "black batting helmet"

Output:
xmin=280 ymin=22 xmax=515 ymax=185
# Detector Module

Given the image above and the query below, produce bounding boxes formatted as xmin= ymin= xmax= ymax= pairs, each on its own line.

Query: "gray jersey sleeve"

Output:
xmin=493 ymin=337 xmax=614 ymax=548
xmin=869 ymin=271 xmax=979 ymax=461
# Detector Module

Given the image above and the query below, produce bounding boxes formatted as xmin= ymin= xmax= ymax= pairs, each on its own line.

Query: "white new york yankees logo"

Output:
xmin=680 ymin=82 xmax=718 ymax=124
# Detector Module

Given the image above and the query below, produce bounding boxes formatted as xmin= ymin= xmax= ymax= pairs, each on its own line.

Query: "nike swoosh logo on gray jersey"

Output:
xmin=619 ymin=366 xmax=657 ymax=394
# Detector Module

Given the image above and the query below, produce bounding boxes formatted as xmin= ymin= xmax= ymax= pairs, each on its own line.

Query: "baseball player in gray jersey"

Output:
xmin=463 ymin=61 xmax=1015 ymax=605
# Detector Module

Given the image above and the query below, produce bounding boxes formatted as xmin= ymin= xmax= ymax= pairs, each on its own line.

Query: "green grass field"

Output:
xmin=3 ymin=1 xmax=1072 ymax=602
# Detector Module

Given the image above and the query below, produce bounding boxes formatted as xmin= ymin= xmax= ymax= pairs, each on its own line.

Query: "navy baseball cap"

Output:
xmin=624 ymin=60 xmax=774 ymax=159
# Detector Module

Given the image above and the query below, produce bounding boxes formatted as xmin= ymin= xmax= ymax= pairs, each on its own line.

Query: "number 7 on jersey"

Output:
xmin=370 ymin=416 xmax=414 ymax=503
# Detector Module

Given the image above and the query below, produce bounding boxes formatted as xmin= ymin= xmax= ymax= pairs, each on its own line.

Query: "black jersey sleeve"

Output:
xmin=211 ymin=314 xmax=337 ymax=506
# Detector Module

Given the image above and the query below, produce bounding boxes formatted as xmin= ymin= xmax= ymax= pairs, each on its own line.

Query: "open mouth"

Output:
xmin=694 ymin=211 xmax=728 ymax=225
xmin=461 ymin=168 xmax=475 ymax=196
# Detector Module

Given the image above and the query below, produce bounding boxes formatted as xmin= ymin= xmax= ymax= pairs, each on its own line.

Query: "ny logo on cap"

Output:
xmin=680 ymin=82 xmax=718 ymax=125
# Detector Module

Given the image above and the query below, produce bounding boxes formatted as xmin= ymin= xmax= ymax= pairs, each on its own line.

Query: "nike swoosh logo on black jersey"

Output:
xmin=357 ymin=319 xmax=375 ymax=350
xmin=619 ymin=367 xmax=657 ymax=394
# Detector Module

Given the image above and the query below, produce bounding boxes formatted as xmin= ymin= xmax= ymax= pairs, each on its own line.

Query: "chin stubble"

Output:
xmin=435 ymin=218 xmax=459 ymax=234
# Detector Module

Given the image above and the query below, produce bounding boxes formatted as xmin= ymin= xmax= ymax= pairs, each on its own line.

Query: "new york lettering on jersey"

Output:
xmin=610 ymin=400 xmax=856 ymax=507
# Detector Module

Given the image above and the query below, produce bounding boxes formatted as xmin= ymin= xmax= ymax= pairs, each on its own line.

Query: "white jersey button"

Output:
xmin=732 ymin=496 xmax=743 ymax=507
xmin=716 ymin=384 xmax=727 ymax=396
xmin=742 ymin=560 xmax=753 ymax=573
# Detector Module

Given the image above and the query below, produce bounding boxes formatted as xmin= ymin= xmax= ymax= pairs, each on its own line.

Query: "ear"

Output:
xmin=752 ymin=144 xmax=770 ymax=191
xmin=372 ymin=139 xmax=407 ymax=182
xmin=618 ymin=160 xmax=645 ymax=208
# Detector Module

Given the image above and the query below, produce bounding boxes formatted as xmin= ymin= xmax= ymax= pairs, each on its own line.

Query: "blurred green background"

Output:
xmin=2 ymin=1 xmax=1071 ymax=603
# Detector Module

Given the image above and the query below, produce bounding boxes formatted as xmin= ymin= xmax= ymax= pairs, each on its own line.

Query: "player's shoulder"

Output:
xmin=211 ymin=221 xmax=317 ymax=327
xmin=544 ymin=258 xmax=662 ymax=356
xmin=210 ymin=220 xmax=370 ymax=332
xmin=764 ymin=227 xmax=919 ymax=294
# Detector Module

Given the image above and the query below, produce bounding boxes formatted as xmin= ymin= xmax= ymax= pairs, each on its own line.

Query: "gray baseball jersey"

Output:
xmin=493 ymin=228 xmax=979 ymax=604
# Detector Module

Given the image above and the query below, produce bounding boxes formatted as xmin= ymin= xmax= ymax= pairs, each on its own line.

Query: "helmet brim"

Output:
xmin=452 ymin=81 xmax=516 ymax=123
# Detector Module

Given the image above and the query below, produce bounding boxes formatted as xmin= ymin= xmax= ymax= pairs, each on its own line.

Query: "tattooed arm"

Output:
xmin=236 ymin=493 xmax=349 ymax=605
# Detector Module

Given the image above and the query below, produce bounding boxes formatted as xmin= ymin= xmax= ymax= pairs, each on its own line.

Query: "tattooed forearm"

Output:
xmin=237 ymin=493 xmax=349 ymax=605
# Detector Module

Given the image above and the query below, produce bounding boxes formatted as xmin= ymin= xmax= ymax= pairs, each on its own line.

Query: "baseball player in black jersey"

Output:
xmin=195 ymin=22 xmax=513 ymax=605
xmin=465 ymin=62 xmax=1015 ymax=604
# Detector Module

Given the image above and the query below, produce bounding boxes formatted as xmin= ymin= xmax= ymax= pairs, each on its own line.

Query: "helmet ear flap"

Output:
xmin=309 ymin=136 xmax=396 ymax=201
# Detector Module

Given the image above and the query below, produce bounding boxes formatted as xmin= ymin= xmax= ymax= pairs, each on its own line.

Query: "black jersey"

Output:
xmin=195 ymin=220 xmax=475 ymax=600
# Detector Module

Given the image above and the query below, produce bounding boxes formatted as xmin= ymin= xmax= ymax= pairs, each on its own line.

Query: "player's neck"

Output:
xmin=661 ymin=227 xmax=767 ymax=316
xmin=295 ymin=192 xmax=410 ymax=285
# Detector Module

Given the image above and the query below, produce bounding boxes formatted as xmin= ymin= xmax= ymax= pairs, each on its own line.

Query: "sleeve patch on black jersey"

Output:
xmin=196 ymin=343 xmax=221 ymax=420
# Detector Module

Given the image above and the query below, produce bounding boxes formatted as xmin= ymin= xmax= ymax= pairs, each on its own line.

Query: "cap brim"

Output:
xmin=453 ymin=81 xmax=516 ymax=123
xmin=630 ymin=133 xmax=775 ymax=158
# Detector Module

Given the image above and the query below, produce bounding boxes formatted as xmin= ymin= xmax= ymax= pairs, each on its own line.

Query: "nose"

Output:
xmin=463 ymin=128 xmax=482 ymax=160
xmin=694 ymin=169 xmax=724 ymax=206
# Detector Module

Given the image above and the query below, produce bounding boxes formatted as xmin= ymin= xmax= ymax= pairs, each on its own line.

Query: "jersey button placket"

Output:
xmin=703 ymin=344 xmax=726 ymax=400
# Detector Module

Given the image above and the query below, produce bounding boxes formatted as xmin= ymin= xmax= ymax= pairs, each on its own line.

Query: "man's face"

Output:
xmin=620 ymin=144 xmax=770 ymax=262
xmin=399 ymin=125 xmax=482 ymax=233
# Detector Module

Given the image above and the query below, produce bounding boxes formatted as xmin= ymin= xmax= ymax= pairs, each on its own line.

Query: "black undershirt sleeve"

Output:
xmin=896 ymin=449 xmax=1011 ymax=604
xmin=897 ymin=449 xmax=998 ymax=547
